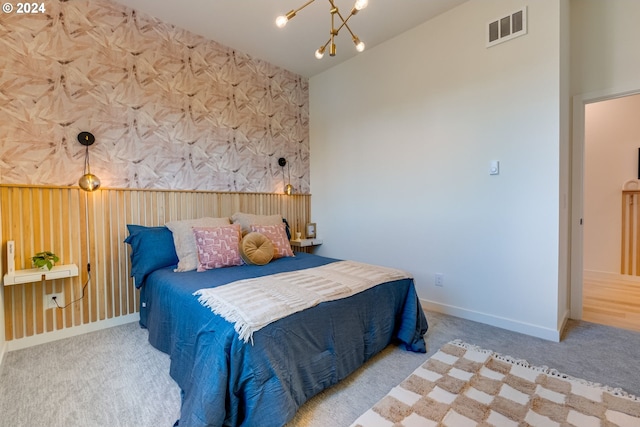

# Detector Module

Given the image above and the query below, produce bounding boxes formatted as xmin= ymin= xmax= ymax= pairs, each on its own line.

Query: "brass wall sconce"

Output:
xmin=278 ymin=157 xmax=293 ymax=195
xmin=77 ymin=132 xmax=100 ymax=192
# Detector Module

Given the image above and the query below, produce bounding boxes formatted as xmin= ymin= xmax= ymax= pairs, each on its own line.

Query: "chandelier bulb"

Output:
xmin=354 ymin=0 xmax=368 ymax=11
xmin=315 ymin=46 xmax=325 ymax=59
xmin=353 ymin=36 xmax=365 ymax=52
xmin=276 ymin=10 xmax=297 ymax=28
xmin=275 ymin=15 xmax=288 ymax=28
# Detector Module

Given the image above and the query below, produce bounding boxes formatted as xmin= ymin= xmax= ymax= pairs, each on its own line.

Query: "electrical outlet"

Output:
xmin=435 ymin=273 xmax=444 ymax=287
xmin=45 ymin=292 xmax=64 ymax=309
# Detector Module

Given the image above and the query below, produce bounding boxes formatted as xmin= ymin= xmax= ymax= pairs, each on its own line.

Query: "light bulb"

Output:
xmin=315 ymin=47 xmax=325 ymax=59
xmin=353 ymin=36 xmax=365 ymax=52
xmin=79 ymin=173 xmax=101 ymax=192
xmin=354 ymin=0 xmax=368 ymax=11
xmin=275 ymin=15 xmax=288 ymax=28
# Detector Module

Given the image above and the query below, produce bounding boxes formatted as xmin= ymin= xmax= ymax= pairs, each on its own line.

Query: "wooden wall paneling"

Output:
xmin=111 ymin=190 xmax=121 ymax=318
xmin=59 ymin=189 xmax=72 ymax=330
xmin=96 ymin=191 xmax=106 ymax=320
xmin=103 ymin=190 xmax=114 ymax=320
xmin=117 ymin=190 xmax=132 ymax=316
xmin=80 ymin=190 xmax=90 ymax=326
xmin=195 ymin=192 xmax=204 ymax=218
xmin=69 ymin=189 xmax=83 ymax=328
xmin=20 ymin=189 xmax=32 ymax=338
xmin=13 ymin=189 xmax=26 ymax=339
xmin=164 ymin=191 xmax=174 ymax=222
xmin=111 ymin=190 xmax=121 ymax=317
xmin=124 ymin=191 xmax=137 ymax=314
xmin=165 ymin=191 xmax=175 ymax=223
xmin=8 ymin=189 xmax=18 ymax=339
xmin=34 ymin=188 xmax=45 ymax=335
xmin=51 ymin=189 xmax=65 ymax=331
xmin=113 ymin=190 xmax=123 ymax=316
xmin=87 ymin=191 xmax=97 ymax=323
xmin=1 ymin=185 xmax=312 ymax=343
xmin=2 ymin=187 xmax=14 ymax=340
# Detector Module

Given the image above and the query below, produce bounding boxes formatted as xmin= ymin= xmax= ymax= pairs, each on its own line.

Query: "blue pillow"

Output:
xmin=124 ymin=225 xmax=178 ymax=288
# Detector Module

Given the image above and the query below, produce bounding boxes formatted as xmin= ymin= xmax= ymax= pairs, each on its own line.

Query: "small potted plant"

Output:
xmin=32 ymin=251 xmax=60 ymax=271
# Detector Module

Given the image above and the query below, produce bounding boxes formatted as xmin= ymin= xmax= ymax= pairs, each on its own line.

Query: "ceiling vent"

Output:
xmin=487 ymin=7 xmax=527 ymax=48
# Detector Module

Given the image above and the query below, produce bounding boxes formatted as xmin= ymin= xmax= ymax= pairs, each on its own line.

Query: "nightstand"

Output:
xmin=290 ymin=238 xmax=323 ymax=253
xmin=3 ymin=264 xmax=79 ymax=286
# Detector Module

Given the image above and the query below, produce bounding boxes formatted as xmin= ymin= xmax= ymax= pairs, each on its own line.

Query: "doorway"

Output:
xmin=572 ymin=89 xmax=640 ymax=332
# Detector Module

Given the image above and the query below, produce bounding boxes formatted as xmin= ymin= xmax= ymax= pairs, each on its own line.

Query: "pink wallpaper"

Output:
xmin=0 ymin=0 xmax=309 ymax=193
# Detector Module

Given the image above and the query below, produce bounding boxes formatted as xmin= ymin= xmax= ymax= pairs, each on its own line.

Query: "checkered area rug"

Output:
xmin=350 ymin=340 xmax=640 ymax=427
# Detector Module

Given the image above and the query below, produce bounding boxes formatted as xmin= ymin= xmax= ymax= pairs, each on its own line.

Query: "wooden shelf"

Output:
xmin=3 ymin=264 xmax=79 ymax=286
xmin=290 ymin=238 xmax=323 ymax=248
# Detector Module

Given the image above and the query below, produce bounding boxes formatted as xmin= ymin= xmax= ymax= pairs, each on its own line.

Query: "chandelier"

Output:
xmin=276 ymin=0 xmax=369 ymax=59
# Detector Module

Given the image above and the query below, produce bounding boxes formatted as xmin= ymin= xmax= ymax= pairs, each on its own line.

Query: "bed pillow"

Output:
xmin=231 ymin=212 xmax=283 ymax=236
xmin=166 ymin=217 xmax=230 ymax=272
xmin=240 ymin=232 xmax=274 ymax=265
xmin=124 ymin=225 xmax=178 ymax=288
xmin=250 ymin=223 xmax=294 ymax=259
xmin=193 ymin=224 xmax=243 ymax=272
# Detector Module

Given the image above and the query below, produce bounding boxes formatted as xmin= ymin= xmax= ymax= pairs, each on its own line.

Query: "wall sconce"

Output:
xmin=278 ymin=157 xmax=293 ymax=195
xmin=77 ymin=132 xmax=101 ymax=192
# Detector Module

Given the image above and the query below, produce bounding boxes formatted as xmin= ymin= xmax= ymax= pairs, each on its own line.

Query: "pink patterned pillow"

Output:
xmin=250 ymin=223 xmax=294 ymax=259
xmin=192 ymin=224 xmax=242 ymax=272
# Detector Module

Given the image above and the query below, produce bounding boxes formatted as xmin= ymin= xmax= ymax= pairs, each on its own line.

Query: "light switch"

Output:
xmin=490 ymin=160 xmax=500 ymax=175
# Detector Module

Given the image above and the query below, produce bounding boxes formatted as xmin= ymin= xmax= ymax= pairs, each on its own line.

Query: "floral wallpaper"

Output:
xmin=0 ymin=0 xmax=309 ymax=193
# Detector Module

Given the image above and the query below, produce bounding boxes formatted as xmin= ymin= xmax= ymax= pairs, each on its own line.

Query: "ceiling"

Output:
xmin=115 ymin=0 xmax=468 ymax=78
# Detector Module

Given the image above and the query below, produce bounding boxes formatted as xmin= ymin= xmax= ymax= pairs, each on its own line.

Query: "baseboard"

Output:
xmin=421 ymin=299 xmax=563 ymax=342
xmin=584 ymin=269 xmax=640 ymax=283
xmin=6 ymin=313 xmax=140 ymax=352
xmin=0 ymin=340 xmax=7 ymax=368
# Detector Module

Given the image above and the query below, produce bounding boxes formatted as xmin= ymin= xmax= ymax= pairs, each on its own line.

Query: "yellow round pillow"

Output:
xmin=240 ymin=232 xmax=274 ymax=265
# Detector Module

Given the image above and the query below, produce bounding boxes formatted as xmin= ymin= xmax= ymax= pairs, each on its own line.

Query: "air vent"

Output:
xmin=487 ymin=7 xmax=527 ymax=48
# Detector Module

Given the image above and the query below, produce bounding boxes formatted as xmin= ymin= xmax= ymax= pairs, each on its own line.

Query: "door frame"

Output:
xmin=570 ymin=85 xmax=640 ymax=319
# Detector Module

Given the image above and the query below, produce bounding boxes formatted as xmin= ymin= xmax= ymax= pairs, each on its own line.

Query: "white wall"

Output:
xmin=310 ymin=0 xmax=566 ymax=340
xmin=584 ymin=95 xmax=640 ymax=274
xmin=570 ymin=0 xmax=640 ymax=96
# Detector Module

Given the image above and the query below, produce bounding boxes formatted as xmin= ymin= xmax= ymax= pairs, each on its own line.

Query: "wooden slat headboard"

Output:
xmin=0 ymin=185 xmax=311 ymax=342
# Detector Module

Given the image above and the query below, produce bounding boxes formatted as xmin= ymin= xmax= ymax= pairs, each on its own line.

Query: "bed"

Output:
xmin=125 ymin=216 xmax=428 ymax=427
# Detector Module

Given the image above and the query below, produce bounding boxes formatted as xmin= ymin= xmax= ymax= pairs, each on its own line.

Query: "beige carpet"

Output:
xmin=350 ymin=340 xmax=640 ymax=427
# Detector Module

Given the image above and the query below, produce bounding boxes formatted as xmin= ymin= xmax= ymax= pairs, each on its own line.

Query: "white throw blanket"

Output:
xmin=194 ymin=260 xmax=412 ymax=344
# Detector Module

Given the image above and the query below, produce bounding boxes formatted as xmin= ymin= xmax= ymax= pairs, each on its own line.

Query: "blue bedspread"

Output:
xmin=139 ymin=253 xmax=428 ymax=427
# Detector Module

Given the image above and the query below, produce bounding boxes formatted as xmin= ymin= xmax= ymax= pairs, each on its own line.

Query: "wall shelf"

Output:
xmin=3 ymin=264 xmax=79 ymax=286
xmin=290 ymin=238 xmax=323 ymax=248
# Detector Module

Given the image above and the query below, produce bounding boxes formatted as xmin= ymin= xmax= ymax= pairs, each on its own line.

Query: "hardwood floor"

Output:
xmin=582 ymin=271 xmax=640 ymax=333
